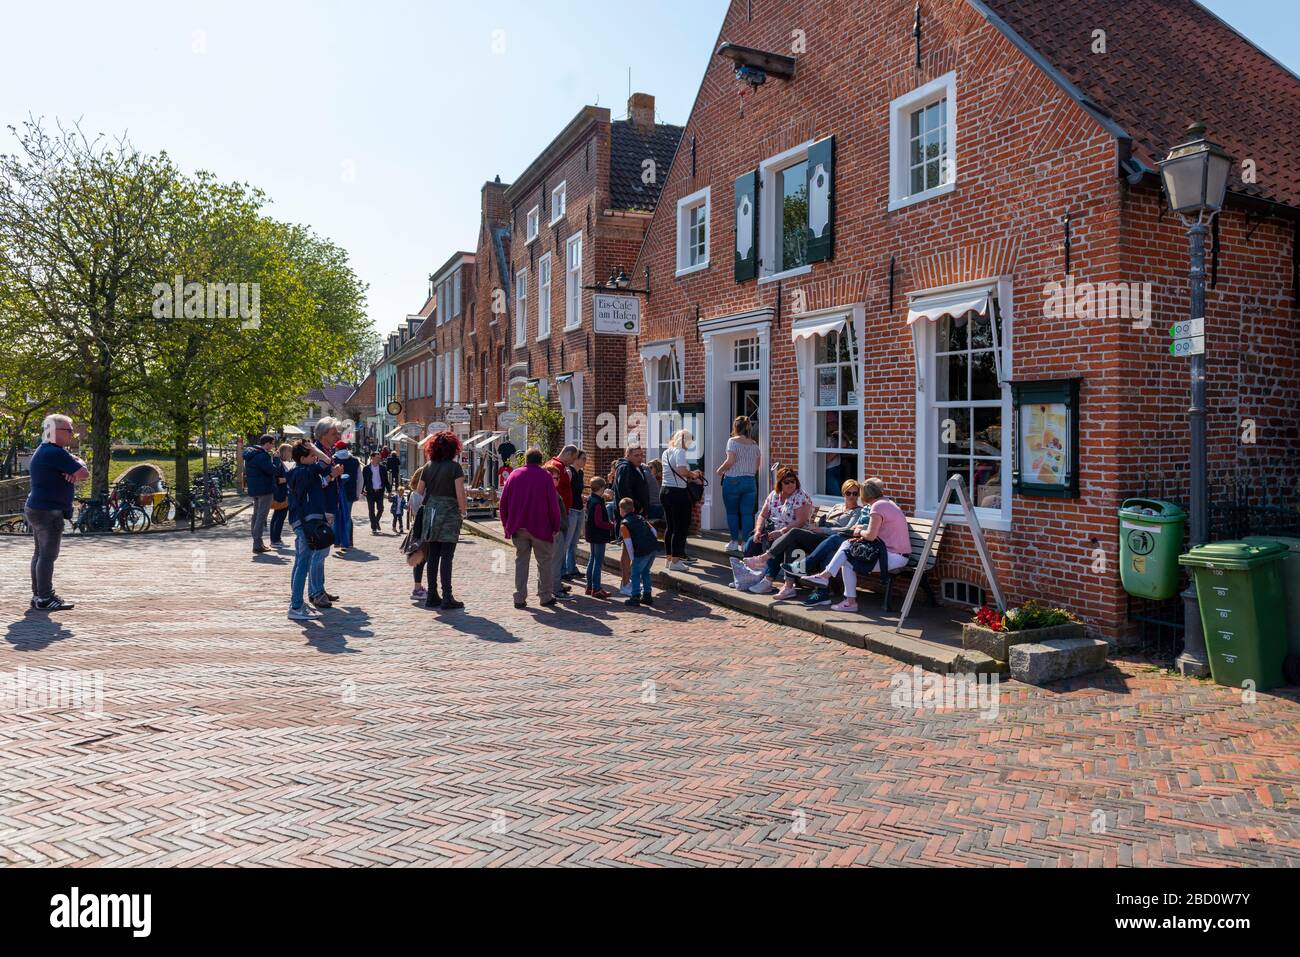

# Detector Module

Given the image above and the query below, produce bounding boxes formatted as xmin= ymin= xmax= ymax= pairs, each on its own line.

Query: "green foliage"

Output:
xmin=515 ymin=385 xmax=563 ymax=458
xmin=1001 ymin=599 xmax=1080 ymax=632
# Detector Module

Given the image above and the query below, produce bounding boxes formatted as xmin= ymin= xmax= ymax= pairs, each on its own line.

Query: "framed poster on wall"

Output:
xmin=1012 ymin=379 xmax=1080 ymax=498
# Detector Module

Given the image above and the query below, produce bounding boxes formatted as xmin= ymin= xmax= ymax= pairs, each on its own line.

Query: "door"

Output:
xmin=732 ymin=381 xmax=760 ymax=440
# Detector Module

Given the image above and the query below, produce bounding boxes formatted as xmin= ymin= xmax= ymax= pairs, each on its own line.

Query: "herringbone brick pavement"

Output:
xmin=1 ymin=516 xmax=1297 ymax=866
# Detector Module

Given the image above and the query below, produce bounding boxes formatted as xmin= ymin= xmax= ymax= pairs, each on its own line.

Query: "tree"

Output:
xmin=0 ymin=119 xmax=178 ymax=494
xmin=516 ymin=384 xmax=563 ymax=458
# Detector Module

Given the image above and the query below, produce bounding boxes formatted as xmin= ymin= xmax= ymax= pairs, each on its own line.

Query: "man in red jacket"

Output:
xmin=545 ymin=446 xmax=579 ymax=595
xmin=500 ymin=448 xmax=564 ymax=609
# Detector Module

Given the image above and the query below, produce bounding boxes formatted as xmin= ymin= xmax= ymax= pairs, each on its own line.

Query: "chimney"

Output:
xmin=628 ymin=92 xmax=655 ymax=131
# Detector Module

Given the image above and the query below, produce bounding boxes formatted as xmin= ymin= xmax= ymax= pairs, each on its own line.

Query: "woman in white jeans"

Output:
xmin=800 ymin=477 xmax=911 ymax=612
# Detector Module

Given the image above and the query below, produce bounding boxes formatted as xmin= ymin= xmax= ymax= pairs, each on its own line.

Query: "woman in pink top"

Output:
xmin=801 ymin=478 xmax=911 ymax=612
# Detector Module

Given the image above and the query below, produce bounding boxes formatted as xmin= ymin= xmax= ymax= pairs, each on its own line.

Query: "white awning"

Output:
xmin=791 ymin=314 xmax=847 ymax=342
xmin=465 ymin=431 xmax=489 ymax=447
xmin=476 ymin=431 xmax=507 ymax=449
xmin=907 ymin=288 xmax=991 ymax=325
xmin=639 ymin=341 xmax=675 ymax=363
xmin=384 ymin=425 xmax=406 ymax=440
xmin=282 ymin=424 xmax=306 ymax=436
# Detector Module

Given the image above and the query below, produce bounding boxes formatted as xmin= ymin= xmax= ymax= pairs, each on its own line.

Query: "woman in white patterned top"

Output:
xmin=715 ymin=416 xmax=761 ymax=554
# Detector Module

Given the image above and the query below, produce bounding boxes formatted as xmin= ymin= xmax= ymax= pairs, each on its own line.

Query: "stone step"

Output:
xmin=1009 ymin=638 xmax=1110 ymax=685
xmin=465 ymin=520 xmax=970 ymax=674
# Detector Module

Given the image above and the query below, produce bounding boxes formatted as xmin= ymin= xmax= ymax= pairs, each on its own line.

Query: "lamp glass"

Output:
xmin=1203 ymin=152 xmax=1231 ymax=212
xmin=1160 ymin=151 xmax=1207 ymax=215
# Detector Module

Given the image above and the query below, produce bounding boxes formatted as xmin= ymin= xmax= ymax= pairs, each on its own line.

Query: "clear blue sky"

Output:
xmin=1 ymin=0 xmax=1293 ymax=346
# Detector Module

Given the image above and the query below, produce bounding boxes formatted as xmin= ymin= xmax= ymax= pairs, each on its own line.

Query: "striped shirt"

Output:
xmin=725 ymin=437 xmax=760 ymax=477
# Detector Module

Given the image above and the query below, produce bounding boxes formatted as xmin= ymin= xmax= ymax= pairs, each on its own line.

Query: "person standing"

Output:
xmin=391 ymin=485 xmax=407 ymax=534
xmin=407 ymin=461 xmax=429 ymax=601
xmin=618 ymin=497 xmax=658 ymax=607
xmin=545 ymin=446 xmax=579 ymax=590
xmin=583 ymin=476 xmax=615 ymax=598
xmin=499 ymin=448 xmax=563 ymax=609
xmin=310 ymin=418 xmax=344 ymax=606
xmin=24 ymin=414 xmax=89 ymax=611
xmin=716 ymin=416 xmax=761 ymax=555
xmin=382 ymin=446 xmax=401 ymax=488
xmin=659 ymin=429 xmax=702 ymax=573
xmin=243 ymin=434 xmax=279 ymax=555
xmin=331 ymin=440 xmax=359 ymax=553
xmin=286 ymin=439 xmax=336 ymax=621
xmin=268 ymin=442 xmax=292 ymax=547
xmin=609 ymin=445 xmax=648 ymax=597
xmin=562 ymin=449 xmax=586 ymax=580
xmin=413 ymin=431 xmax=468 ymax=610
xmin=362 ymin=451 xmax=390 ymax=534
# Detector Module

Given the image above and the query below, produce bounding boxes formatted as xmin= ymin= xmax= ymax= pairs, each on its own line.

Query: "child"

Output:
xmin=584 ymin=478 xmax=616 ymax=598
xmin=390 ymin=485 xmax=408 ymax=533
xmin=618 ymin=496 xmax=658 ymax=607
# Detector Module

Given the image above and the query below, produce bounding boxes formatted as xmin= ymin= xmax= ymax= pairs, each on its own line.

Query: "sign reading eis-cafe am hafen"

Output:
xmin=593 ymin=294 xmax=641 ymax=336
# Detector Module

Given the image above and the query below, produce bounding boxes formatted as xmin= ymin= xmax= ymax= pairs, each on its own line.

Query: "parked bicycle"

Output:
xmin=0 ymin=514 xmax=30 ymax=535
xmin=74 ymin=484 xmax=151 ymax=534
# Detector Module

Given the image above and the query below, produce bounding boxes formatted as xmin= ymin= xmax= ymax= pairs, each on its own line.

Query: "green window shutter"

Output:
xmin=734 ymin=170 xmax=759 ymax=282
xmin=806 ymin=136 xmax=834 ymax=263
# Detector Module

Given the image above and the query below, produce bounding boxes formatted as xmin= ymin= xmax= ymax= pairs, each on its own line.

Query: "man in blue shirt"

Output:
xmin=24 ymin=414 xmax=90 ymax=611
xmin=243 ymin=434 xmax=280 ymax=555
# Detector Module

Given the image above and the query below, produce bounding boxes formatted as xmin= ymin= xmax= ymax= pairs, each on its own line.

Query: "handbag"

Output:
xmin=667 ymin=455 xmax=707 ymax=505
xmin=270 ymin=498 xmax=288 ymax=512
xmin=399 ymin=520 xmax=426 ymax=567
xmin=847 ymin=537 xmax=888 ymax=576
xmin=302 ymin=517 xmax=334 ymax=551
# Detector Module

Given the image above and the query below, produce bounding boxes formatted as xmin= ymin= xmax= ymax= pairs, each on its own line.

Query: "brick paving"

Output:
xmin=1 ymin=514 xmax=1298 ymax=867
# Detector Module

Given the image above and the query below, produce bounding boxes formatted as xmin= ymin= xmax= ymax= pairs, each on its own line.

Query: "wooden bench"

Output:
xmin=875 ymin=517 xmax=944 ymax=612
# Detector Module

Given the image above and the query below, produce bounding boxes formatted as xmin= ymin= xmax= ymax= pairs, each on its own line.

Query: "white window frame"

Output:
xmin=537 ymin=253 xmax=552 ymax=340
xmin=675 ymin=186 xmax=711 ymax=277
xmin=758 ymin=140 xmax=816 ymax=285
xmin=912 ymin=277 xmax=1013 ymax=531
xmin=550 ymin=182 xmax=567 ymax=224
xmin=514 ymin=267 xmax=528 ymax=349
xmin=526 ymin=206 xmax=540 ymax=243
xmin=640 ymin=338 xmax=685 ymax=460
xmin=453 ymin=347 xmax=462 ymax=403
xmin=793 ymin=306 xmax=865 ymax=504
xmin=733 ymin=335 xmax=760 ymax=374
xmin=564 ymin=232 xmax=583 ymax=330
xmin=453 ymin=271 xmax=462 ymax=317
xmin=889 ymin=71 xmax=957 ymax=212
xmin=558 ymin=372 xmax=583 ymax=447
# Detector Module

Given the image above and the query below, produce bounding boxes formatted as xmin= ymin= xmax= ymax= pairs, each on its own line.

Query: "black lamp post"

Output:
xmin=1157 ymin=121 xmax=1232 ymax=678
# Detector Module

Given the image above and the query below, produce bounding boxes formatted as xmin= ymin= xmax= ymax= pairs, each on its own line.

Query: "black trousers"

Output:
xmin=661 ymin=487 xmax=693 ymax=559
xmin=364 ymin=488 xmax=385 ymax=530
xmin=425 ymin=541 xmax=457 ymax=605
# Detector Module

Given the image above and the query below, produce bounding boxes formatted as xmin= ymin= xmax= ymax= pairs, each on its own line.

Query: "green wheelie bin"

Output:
xmin=1242 ymin=536 xmax=1300 ymax=685
xmin=1119 ymin=499 xmax=1186 ymax=600
xmin=1178 ymin=540 xmax=1290 ymax=691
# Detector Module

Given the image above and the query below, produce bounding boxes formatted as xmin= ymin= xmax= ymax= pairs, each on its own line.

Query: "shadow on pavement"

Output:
xmin=335 ymin=549 xmax=379 ymax=563
xmin=294 ymin=606 xmax=374 ymax=653
xmin=5 ymin=613 xmax=75 ymax=652
xmin=442 ymin=613 xmax=521 ymax=643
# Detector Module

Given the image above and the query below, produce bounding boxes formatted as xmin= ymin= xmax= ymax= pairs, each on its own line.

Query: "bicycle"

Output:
xmin=186 ymin=477 xmax=226 ymax=527
xmin=0 ymin=515 xmax=29 ymax=535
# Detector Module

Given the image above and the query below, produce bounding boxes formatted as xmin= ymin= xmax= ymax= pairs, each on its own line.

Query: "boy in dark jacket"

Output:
xmin=619 ymin=497 xmax=659 ymax=607
xmin=609 ymin=445 xmax=648 ymax=596
xmin=583 ymin=477 xmax=616 ymax=598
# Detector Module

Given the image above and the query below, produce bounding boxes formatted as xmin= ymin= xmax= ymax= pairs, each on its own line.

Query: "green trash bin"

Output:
xmin=1119 ymin=499 xmax=1186 ymax=600
xmin=1242 ymin=536 xmax=1300 ymax=685
xmin=1178 ymin=540 xmax=1290 ymax=691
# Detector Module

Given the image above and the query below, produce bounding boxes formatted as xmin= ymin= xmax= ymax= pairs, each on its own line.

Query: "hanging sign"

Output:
xmin=593 ymin=294 xmax=641 ymax=336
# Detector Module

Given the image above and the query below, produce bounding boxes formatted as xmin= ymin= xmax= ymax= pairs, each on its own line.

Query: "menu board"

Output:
xmin=1020 ymin=402 xmax=1068 ymax=486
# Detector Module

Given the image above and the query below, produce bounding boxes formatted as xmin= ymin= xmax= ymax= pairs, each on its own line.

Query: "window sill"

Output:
xmin=537 ymin=333 xmax=551 ymax=342
xmin=494 ymin=401 xmax=508 ymax=409
xmin=675 ymin=261 xmax=709 ymax=278
xmin=526 ymin=235 xmax=538 ymax=245
xmin=563 ymin=322 xmax=582 ymax=333
xmin=759 ymin=264 xmax=812 ymax=285
xmin=549 ymin=216 xmax=565 ymax=227
xmin=914 ymin=506 xmax=1010 ymax=534
xmin=888 ymin=181 xmax=956 ymax=212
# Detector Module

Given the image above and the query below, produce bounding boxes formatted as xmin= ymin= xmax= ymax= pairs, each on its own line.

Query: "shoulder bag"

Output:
xmin=666 ymin=452 xmax=707 ymax=505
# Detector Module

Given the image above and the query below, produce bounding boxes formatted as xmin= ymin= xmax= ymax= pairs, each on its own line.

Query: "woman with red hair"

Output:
xmin=413 ymin=431 xmax=468 ymax=610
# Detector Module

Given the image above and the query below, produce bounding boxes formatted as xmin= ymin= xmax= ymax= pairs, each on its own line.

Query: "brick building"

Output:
xmin=626 ymin=0 xmax=1300 ymax=644
xmin=502 ymin=94 xmax=683 ymax=478
xmin=389 ymin=294 xmax=435 ymax=477
xmin=465 ymin=176 xmax=514 ymax=485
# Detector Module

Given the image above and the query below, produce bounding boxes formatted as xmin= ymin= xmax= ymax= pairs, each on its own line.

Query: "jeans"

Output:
xmin=661 ymin=486 xmax=692 ymax=559
xmin=630 ymin=553 xmax=654 ymax=599
xmin=25 ymin=507 xmax=64 ymax=601
xmin=299 ymin=525 xmax=328 ymax=598
xmin=585 ymin=541 xmax=606 ymax=591
xmin=721 ymin=474 xmax=757 ymax=543
xmin=551 ymin=529 xmax=568 ymax=586
xmin=333 ymin=499 xmax=354 ymax=548
xmin=269 ymin=503 xmax=287 ymax=544
xmin=762 ymin=527 xmax=829 ymax=580
xmin=563 ymin=509 xmax=582 ymax=574
xmin=250 ymin=494 xmax=272 ymax=549
xmin=425 ymin=541 xmax=458 ymax=604
xmin=290 ymin=527 xmax=313 ymax=609
xmin=512 ymin=529 xmax=555 ymax=604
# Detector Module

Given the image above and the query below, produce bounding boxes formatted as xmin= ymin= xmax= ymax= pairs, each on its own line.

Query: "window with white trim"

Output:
xmin=558 ymin=374 xmax=582 ymax=447
xmin=889 ymin=72 xmax=956 ymax=210
xmin=733 ymin=336 xmax=760 ymax=374
xmin=807 ymin=328 xmax=859 ymax=497
xmin=550 ymin=182 xmax=566 ymax=224
xmin=758 ymin=143 xmax=812 ymax=281
xmin=514 ymin=268 xmax=527 ymax=348
xmin=564 ymin=233 xmax=582 ymax=330
xmin=648 ymin=353 xmax=682 ymax=456
xmin=537 ymin=253 xmax=552 ymax=339
xmin=526 ymin=206 xmax=539 ymax=242
xmin=452 ymin=271 xmax=462 ymax=317
xmin=675 ymin=186 xmax=710 ymax=276
xmin=453 ymin=347 xmax=462 ymax=402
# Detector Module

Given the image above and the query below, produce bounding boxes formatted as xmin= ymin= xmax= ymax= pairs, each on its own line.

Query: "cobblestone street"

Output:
xmin=1 ymin=515 xmax=1298 ymax=867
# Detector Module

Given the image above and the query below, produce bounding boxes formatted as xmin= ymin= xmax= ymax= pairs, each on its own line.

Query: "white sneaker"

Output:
xmin=748 ymin=578 xmax=774 ymax=594
xmin=619 ymin=583 xmax=633 ymax=596
xmin=288 ymin=607 xmax=320 ymax=621
xmin=725 ymin=541 xmax=741 ymax=554
xmin=668 ymin=561 xmax=689 ymax=572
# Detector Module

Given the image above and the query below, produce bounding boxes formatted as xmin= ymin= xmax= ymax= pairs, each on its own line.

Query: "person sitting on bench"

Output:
xmin=742 ymin=479 xmax=864 ymax=600
xmin=799 ymin=478 xmax=911 ymax=612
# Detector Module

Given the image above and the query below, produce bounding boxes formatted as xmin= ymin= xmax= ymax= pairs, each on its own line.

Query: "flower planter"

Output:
xmin=961 ymin=621 xmax=1086 ymax=663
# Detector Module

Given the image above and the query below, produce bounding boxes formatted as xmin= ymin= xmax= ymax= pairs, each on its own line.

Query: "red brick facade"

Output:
xmin=623 ymin=0 xmax=1300 ymax=644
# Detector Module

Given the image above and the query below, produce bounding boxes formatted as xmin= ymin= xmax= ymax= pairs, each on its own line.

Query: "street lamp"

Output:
xmin=1157 ymin=121 xmax=1232 ymax=678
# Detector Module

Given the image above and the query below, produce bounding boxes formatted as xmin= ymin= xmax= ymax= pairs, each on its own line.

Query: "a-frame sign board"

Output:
xmin=895 ymin=474 xmax=1005 ymax=632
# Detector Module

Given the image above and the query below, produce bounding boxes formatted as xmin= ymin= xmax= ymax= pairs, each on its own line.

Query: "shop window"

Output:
xmin=526 ymin=206 xmax=539 ymax=242
xmin=889 ymin=72 xmax=956 ymax=211
xmin=675 ymin=186 xmax=710 ymax=276
xmin=537 ymin=253 xmax=552 ymax=340
xmin=807 ymin=328 xmax=859 ymax=497
xmin=641 ymin=341 xmax=683 ymax=458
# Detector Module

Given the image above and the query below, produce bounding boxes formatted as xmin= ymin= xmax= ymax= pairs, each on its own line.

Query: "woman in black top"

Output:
xmin=413 ymin=431 xmax=468 ymax=610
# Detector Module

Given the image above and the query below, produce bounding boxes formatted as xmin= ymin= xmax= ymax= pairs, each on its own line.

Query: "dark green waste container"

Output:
xmin=1178 ymin=540 xmax=1290 ymax=691
xmin=1242 ymin=536 xmax=1300 ymax=685
xmin=1119 ymin=499 xmax=1186 ymax=600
